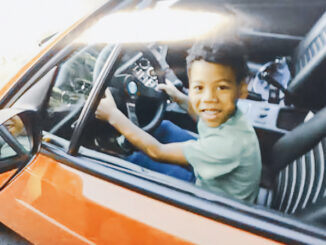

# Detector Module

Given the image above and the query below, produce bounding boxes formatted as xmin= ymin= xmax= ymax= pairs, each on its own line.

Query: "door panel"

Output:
xmin=0 ymin=153 xmax=278 ymax=244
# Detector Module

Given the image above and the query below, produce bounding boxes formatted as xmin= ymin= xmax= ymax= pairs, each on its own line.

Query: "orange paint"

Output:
xmin=0 ymin=168 xmax=17 ymax=187
xmin=0 ymin=154 xmax=280 ymax=244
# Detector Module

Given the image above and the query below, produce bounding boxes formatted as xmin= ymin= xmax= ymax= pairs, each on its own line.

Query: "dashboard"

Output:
xmin=115 ymin=52 xmax=160 ymax=90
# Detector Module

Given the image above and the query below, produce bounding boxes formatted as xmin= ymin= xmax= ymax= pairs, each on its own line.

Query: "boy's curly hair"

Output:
xmin=186 ymin=39 xmax=249 ymax=84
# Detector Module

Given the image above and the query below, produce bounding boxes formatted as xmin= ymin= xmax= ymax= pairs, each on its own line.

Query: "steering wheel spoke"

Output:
xmin=126 ymin=102 xmax=139 ymax=126
xmin=138 ymin=84 xmax=163 ymax=101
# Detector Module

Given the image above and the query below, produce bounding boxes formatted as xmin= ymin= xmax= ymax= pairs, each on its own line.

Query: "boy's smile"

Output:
xmin=188 ymin=60 xmax=247 ymax=127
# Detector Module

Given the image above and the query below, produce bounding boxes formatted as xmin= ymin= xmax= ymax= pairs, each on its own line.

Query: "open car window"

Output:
xmin=43 ymin=44 xmax=112 ymax=140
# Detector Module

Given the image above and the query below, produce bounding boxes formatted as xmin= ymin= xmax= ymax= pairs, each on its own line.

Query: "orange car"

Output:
xmin=0 ymin=0 xmax=326 ymax=244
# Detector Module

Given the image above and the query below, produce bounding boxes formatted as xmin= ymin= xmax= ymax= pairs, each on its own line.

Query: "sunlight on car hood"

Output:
xmin=78 ymin=9 xmax=235 ymax=44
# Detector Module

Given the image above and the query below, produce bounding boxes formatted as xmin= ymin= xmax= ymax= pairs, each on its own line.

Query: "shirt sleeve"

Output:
xmin=183 ymin=137 xmax=242 ymax=180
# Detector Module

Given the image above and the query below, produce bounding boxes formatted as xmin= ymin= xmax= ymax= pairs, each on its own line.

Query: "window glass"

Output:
xmin=44 ymin=43 xmax=111 ymax=140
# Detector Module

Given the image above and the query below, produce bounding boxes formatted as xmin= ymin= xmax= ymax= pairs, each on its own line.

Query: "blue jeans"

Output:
xmin=125 ymin=120 xmax=196 ymax=182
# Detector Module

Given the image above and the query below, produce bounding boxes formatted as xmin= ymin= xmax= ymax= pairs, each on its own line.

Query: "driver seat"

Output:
xmin=256 ymin=11 xmax=326 ymax=227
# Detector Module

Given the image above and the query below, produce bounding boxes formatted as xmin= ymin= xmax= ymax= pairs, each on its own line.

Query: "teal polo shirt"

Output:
xmin=183 ymin=108 xmax=262 ymax=203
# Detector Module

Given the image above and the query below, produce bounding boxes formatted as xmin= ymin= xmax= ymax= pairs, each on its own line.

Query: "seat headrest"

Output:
xmin=288 ymin=12 xmax=326 ymax=109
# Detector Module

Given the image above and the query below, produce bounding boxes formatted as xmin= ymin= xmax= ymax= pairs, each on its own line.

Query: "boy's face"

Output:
xmin=188 ymin=60 xmax=247 ymax=127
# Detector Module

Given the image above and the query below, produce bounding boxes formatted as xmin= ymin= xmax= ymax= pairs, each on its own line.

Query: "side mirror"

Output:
xmin=0 ymin=109 xmax=41 ymax=189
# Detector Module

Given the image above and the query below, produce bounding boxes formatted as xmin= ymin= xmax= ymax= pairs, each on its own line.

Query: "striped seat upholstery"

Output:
xmin=271 ymin=138 xmax=326 ymax=214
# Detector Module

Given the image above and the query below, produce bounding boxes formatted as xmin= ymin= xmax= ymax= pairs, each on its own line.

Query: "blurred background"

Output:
xmin=0 ymin=0 xmax=107 ymax=86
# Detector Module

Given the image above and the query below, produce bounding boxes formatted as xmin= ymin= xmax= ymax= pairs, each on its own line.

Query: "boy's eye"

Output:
xmin=217 ymin=85 xmax=230 ymax=91
xmin=193 ymin=85 xmax=203 ymax=91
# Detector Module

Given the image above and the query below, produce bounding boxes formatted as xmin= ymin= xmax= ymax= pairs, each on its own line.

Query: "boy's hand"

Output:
xmin=157 ymin=78 xmax=191 ymax=116
xmin=95 ymin=88 xmax=118 ymax=122
xmin=95 ymin=86 xmax=189 ymax=166
xmin=157 ymin=79 xmax=183 ymax=103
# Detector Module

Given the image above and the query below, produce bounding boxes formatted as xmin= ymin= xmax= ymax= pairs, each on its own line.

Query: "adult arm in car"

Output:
xmin=95 ymin=88 xmax=189 ymax=165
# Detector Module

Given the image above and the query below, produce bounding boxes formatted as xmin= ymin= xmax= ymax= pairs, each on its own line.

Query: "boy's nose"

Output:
xmin=202 ymin=88 xmax=217 ymax=102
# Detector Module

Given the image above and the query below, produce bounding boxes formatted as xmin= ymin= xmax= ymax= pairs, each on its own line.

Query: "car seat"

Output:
xmin=256 ymin=11 xmax=326 ymax=228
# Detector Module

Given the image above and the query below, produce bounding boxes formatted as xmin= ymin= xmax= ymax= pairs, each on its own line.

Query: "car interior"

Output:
xmin=5 ymin=0 xmax=326 ymax=232
xmin=254 ymin=11 xmax=326 ymax=226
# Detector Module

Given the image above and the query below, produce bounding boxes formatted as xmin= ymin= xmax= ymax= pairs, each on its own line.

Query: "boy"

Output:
xmin=95 ymin=40 xmax=262 ymax=203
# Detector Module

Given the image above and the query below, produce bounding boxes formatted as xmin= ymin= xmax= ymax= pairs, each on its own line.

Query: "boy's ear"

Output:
xmin=239 ymin=81 xmax=248 ymax=99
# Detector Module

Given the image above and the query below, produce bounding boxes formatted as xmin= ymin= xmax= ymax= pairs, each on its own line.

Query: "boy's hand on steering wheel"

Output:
xmin=157 ymin=79 xmax=183 ymax=103
xmin=95 ymin=88 xmax=118 ymax=122
xmin=157 ymin=78 xmax=192 ymax=117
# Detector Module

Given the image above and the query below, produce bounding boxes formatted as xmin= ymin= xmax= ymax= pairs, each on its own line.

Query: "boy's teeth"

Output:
xmin=204 ymin=110 xmax=217 ymax=115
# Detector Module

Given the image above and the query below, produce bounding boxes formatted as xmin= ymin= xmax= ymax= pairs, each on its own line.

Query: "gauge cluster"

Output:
xmin=115 ymin=51 xmax=160 ymax=90
xmin=131 ymin=56 xmax=159 ymax=89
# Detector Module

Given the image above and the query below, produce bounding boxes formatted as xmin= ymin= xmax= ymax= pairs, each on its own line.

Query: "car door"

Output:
xmin=0 ymin=114 xmax=278 ymax=244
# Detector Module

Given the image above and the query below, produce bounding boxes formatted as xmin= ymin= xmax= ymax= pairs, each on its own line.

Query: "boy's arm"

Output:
xmin=157 ymin=79 xmax=197 ymax=121
xmin=95 ymin=89 xmax=189 ymax=166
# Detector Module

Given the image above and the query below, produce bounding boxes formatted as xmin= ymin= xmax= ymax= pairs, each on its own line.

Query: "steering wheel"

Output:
xmin=93 ymin=44 xmax=168 ymax=152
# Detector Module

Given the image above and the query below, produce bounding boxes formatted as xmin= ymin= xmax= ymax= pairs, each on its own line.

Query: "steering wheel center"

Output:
xmin=127 ymin=80 xmax=138 ymax=95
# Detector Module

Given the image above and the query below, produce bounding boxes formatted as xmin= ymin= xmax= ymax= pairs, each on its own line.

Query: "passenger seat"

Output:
xmin=256 ymin=11 xmax=326 ymax=228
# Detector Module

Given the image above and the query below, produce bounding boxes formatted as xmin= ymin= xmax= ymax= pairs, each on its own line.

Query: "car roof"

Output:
xmin=172 ymin=0 xmax=326 ymax=36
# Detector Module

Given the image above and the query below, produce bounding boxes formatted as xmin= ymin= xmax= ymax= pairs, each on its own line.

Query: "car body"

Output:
xmin=0 ymin=0 xmax=326 ymax=244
